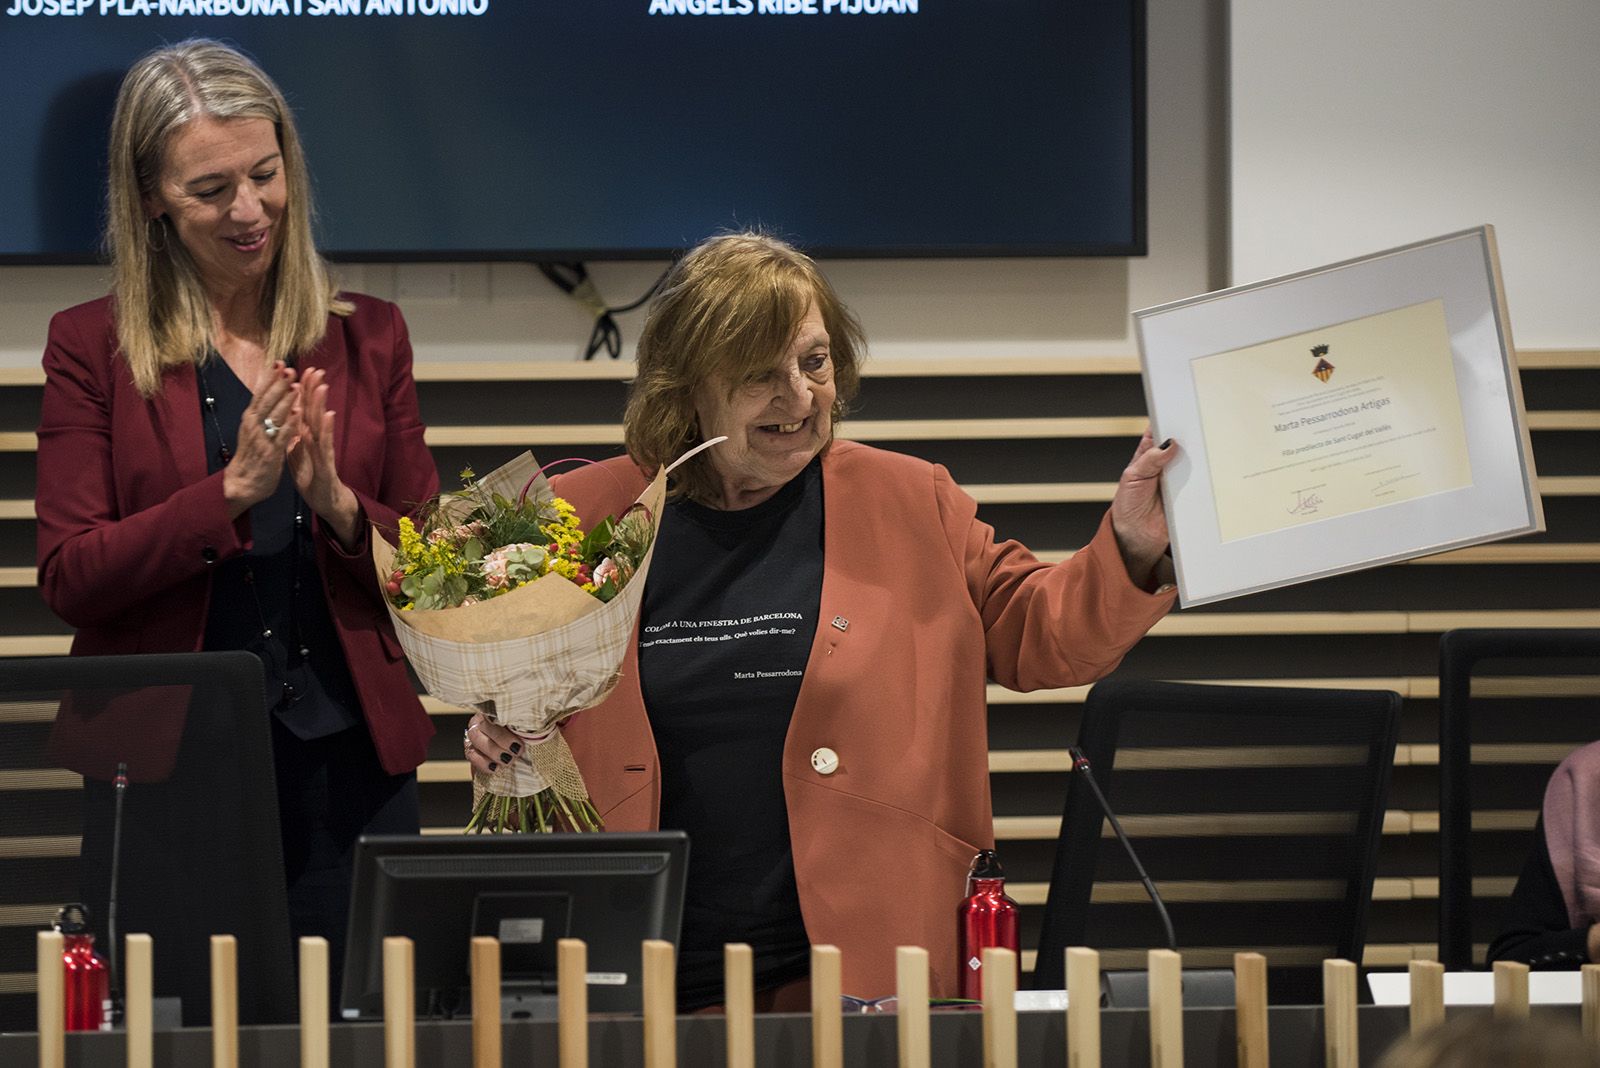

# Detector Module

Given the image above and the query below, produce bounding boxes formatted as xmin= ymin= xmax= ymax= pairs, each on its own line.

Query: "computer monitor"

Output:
xmin=340 ymin=832 xmax=688 ymax=1020
xmin=0 ymin=651 xmax=294 ymax=1029
xmin=2 ymin=9 xmax=1145 ymax=260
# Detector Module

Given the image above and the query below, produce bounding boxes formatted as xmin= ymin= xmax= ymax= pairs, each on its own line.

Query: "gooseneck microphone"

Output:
xmin=1068 ymin=746 xmax=1177 ymax=953
xmin=106 ymin=761 xmax=129 ymax=1024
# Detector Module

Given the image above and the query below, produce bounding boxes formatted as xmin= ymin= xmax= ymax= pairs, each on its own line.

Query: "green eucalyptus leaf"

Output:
xmin=582 ymin=517 xmax=615 ymax=558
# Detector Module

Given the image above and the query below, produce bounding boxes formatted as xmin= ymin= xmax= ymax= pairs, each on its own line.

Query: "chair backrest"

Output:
xmin=1437 ymin=628 xmax=1600 ymax=971
xmin=1033 ymin=679 xmax=1400 ymax=1004
xmin=0 ymin=652 xmax=293 ymax=1030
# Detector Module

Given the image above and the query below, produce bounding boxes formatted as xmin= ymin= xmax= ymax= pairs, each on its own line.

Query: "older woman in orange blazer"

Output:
xmin=467 ymin=232 xmax=1178 ymax=1008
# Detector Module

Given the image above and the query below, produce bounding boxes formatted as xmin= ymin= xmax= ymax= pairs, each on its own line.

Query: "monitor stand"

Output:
xmin=503 ymin=987 xmax=560 ymax=1022
xmin=341 ymin=984 xmax=564 ymax=1022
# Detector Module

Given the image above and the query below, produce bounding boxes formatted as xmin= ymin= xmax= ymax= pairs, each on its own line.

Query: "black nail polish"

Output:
xmin=509 ymin=742 xmax=523 ymax=755
xmin=500 ymin=752 xmax=513 ymax=764
xmin=1160 ymin=438 xmax=1173 ymax=449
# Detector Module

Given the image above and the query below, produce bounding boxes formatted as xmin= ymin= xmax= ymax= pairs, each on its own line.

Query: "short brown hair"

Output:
xmin=624 ymin=232 xmax=865 ymax=504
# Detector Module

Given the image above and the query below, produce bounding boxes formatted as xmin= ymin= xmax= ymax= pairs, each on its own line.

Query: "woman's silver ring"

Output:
xmin=262 ymin=417 xmax=279 ymax=439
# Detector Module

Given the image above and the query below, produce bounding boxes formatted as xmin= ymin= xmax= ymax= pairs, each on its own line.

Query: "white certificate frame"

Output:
xmin=1135 ymin=226 xmax=1543 ymax=607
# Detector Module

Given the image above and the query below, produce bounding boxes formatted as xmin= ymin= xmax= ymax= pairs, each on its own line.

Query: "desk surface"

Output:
xmin=2 ymin=1003 xmax=1584 ymax=1067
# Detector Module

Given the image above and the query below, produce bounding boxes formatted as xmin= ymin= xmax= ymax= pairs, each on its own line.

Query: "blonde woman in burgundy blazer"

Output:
xmin=37 ymin=294 xmax=438 ymax=779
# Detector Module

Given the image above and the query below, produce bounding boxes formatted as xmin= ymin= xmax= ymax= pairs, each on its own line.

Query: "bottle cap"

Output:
xmin=53 ymin=903 xmax=90 ymax=935
xmin=967 ymin=849 xmax=1005 ymax=880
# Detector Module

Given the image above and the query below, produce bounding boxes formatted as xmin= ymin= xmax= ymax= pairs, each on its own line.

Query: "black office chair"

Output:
xmin=1437 ymin=628 xmax=1600 ymax=972
xmin=0 ymin=652 xmax=294 ymax=1029
xmin=1033 ymin=679 xmax=1401 ymax=1005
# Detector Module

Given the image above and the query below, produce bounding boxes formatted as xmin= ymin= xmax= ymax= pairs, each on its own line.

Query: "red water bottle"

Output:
xmin=957 ymin=849 xmax=1019 ymax=1000
xmin=55 ymin=904 xmax=108 ymax=1031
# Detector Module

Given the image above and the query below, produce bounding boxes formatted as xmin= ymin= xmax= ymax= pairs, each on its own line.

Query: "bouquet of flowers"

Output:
xmin=373 ymin=448 xmax=688 ymax=833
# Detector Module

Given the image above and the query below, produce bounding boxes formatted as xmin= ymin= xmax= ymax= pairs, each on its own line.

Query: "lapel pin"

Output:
xmin=831 ymin=616 xmax=849 ymax=632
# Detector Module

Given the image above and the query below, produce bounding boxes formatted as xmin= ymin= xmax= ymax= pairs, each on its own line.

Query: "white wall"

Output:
xmin=0 ymin=0 xmax=1226 ymax=370
xmin=1231 ymin=0 xmax=1600 ymax=347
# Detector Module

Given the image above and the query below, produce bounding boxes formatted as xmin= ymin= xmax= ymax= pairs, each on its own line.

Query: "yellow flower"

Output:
xmin=398 ymin=516 xmax=423 ymax=557
xmin=539 ymin=504 xmax=583 ymax=551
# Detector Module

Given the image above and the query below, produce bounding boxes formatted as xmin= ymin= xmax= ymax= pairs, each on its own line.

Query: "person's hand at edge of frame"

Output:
xmin=1109 ymin=429 xmax=1178 ymax=592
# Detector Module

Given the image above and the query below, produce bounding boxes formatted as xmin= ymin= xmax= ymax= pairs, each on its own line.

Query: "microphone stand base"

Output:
xmin=1100 ymin=968 xmax=1236 ymax=1008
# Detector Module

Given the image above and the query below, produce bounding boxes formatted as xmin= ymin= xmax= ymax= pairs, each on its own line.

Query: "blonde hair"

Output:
xmin=624 ymin=232 xmax=865 ymax=505
xmin=106 ymin=38 xmax=349 ymax=397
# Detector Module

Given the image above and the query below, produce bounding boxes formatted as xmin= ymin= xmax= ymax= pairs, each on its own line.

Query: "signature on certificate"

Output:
xmin=1287 ymin=487 xmax=1325 ymax=516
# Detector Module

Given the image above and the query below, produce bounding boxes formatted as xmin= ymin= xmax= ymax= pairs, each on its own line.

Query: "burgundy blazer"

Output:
xmin=36 ymin=294 xmax=439 ymax=777
xmin=553 ymin=442 xmax=1177 ymax=998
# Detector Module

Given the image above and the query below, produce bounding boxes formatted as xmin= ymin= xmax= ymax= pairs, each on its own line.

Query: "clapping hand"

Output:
xmin=222 ymin=361 xmax=301 ymax=516
xmin=287 ymin=366 xmax=361 ymax=549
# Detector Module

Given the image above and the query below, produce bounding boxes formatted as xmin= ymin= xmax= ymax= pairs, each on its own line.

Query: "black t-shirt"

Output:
xmin=638 ymin=457 xmax=824 ymax=1010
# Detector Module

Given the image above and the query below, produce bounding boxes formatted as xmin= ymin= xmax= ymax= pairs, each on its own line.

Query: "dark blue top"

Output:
xmin=196 ymin=360 xmax=362 ymax=741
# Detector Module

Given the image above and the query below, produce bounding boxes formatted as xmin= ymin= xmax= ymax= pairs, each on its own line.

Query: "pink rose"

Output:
xmin=482 ymin=543 xmax=546 ymax=591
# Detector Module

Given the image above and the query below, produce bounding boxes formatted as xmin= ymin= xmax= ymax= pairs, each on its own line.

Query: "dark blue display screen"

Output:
xmin=1 ymin=1 xmax=1143 ymax=260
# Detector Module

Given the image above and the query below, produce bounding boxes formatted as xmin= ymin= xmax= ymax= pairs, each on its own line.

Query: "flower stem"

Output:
xmin=463 ymin=786 xmax=606 ymax=833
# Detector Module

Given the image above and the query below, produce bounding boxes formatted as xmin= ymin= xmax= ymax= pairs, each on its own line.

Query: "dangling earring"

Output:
xmin=145 ymin=216 xmax=167 ymax=253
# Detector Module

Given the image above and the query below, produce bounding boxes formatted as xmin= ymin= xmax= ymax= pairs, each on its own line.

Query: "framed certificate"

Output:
xmin=1135 ymin=226 xmax=1543 ymax=607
